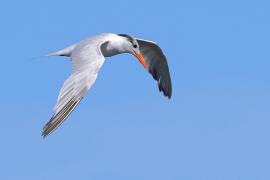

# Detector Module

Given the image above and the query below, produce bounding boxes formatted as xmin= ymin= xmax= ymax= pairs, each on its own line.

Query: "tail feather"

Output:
xmin=48 ymin=44 xmax=77 ymax=57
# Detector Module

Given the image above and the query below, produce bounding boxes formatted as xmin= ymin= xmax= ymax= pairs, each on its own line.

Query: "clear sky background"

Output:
xmin=0 ymin=0 xmax=269 ymax=179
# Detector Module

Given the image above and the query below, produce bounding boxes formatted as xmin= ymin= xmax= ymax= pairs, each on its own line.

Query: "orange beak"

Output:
xmin=133 ymin=51 xmax=149 ymax=69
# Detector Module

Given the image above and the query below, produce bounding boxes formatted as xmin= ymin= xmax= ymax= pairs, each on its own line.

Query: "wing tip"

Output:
xmin=158 ymin=77 xmax=172 ymax=99
xmin=42 ymin=131 xmax=49 ymax=138
xmin=41 ymin=116 xmax=56 ymax=138
xmin=164 ymin=89 xmax=172 ymax=99
xmin=41 ymin=98 xmax=81 ymax=138
xmin=167 ymin=92 xmax=172 ymax=99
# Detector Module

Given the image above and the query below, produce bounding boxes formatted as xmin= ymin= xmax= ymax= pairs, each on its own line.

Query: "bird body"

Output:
xmin=42 ymin=33 xmax=172 ymax=137
xmin=51 ymin=33 xmax=129 ymax=57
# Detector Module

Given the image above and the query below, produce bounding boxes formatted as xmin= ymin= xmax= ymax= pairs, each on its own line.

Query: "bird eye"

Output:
xmin=133 ymin=44 xmax=138 ymax=48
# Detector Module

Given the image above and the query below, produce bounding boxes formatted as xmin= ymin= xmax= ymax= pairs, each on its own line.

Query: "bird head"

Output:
xmin=117 ymin=34 xmax=149 ymax=69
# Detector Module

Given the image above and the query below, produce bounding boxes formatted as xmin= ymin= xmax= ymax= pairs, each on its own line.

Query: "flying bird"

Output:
xmin=42 ymin=33 xmax=172 ymax=137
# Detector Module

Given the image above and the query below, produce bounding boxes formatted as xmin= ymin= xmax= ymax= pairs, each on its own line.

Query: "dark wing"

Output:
xmin=136 ymin=39 xmax=172 ymax=98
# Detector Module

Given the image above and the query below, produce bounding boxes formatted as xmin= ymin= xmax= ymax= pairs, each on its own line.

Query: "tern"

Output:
xmin=42 ymin=33 xmax=172 ymax=137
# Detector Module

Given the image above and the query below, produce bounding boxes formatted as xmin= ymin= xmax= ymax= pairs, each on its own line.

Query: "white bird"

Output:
xmin=42 ymin=33 xmax=172 ymax=137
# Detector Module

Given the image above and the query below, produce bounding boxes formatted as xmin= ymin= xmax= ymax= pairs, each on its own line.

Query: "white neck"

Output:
xmin=100 ymin=34 xmax=132 ymax=57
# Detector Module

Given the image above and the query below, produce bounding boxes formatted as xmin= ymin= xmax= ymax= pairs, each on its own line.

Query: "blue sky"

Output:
xmin=0 ymin=0 xmax=269 ymax=179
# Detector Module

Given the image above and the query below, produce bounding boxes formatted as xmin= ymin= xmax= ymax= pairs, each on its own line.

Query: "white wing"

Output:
xmin=42 ymin=40 xmax=105 ymax=137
